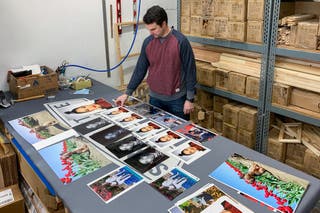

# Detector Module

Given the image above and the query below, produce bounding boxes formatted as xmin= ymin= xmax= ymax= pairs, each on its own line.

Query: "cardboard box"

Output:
xmin=190 ymin=16 xmax=202 ymax=36
xmin=190 ymin=0 xmax=202 ymax=16
xmin=214 ymin=0 xmax=230 ymax=17
xmin=223 ymin=103 xmax=242 ymax=127
xmin=247 ymin=21 xmax=263 ymax=43
xmin=207 ymin=18 xmax=215 ymax=37
xmin=295 ymin=20 xmax=319 ymax=50
xmin=228 ymin=22 xmax=247 ymax=42
xmin=245 ymin=76 xmax=259 ymax=99
xmin=0 ymin=184 xmax=24 ymax=213
xmin=285 ymin=143 xmax=307 ymax=167
xmin=202 ymin=0 xmax=215 ymax=17
xmin=238 ymin=106 xmax=257 ymax=132
xmin=0 ymin=143 xmax=18 ymax=188
xmin=180 ymin=16 xmax=191 ymax=34
xmin=223 ymin=122 xmax=238 ymax=141
xmin=290 ymin=88 xmax=320 ymax=113
xmin=272 ymin=83 xmax=291 ymax=106
xmin=213 ymin=96 xmax=229 ymax=113
xmin=214 ymin=112 xmax=223 ymax=133
xmin=197 ymin=63 xmax=215 ymax=87
xmin=228 ymin=0 xmax=247 ymax=22
xmin=197 ymin=89 xmax=213 ymax=110
xmin=279 ymin=2 xmax=295 ymax=19
xmin=181 ymin=0 xmax=191 ymax=17
xmin=304 ymin=149 xmax=320 ymax=179
xmin=228 ymin=72 xmax=247 ymax=95
xmin=215 ymin=68 xmax=229 ymax=90
xmin=267 ymin=128 xmax=287 ymax=162
xmin=214 ymin=17 xmax=228 ymax=39
xmin=8 ymin=66 xmax=58 ymax=99
xmin=247 ymin=0 xmax=264 ymax=21
xmin=237 ymin=128 xmax=256 ymax=149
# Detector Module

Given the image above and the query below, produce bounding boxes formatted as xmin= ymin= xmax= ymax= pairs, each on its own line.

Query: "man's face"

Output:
xmin=145 ymin=22 xmax=166 ymax=38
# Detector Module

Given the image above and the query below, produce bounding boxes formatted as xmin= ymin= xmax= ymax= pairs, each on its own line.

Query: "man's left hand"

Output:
xmin=184 ymin=100 xmax=194 ymax=114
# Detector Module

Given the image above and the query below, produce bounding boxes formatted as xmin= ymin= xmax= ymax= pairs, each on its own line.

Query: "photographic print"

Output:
xmin=127 ymin=103 xmax=160 ymax=117
xmin=102 ymin=106 xmax=131 ymax=120
xmin=38 ymin=135 xmax=112 ymax=184
xmin=89 ymin=125 xmax=131 ymax=147
xmin=170 ymin=141 xmax=210 ymax=164
xmin=88 ymin=166 xmax=143 ymax=203
xmin=73 ymin=117 xmax=111 ymax=135
xmin=131 ymin=121 xmax=166 ymax=139
xmin=105 ymin=135 xmax=147 ymax=159
xmin=147 ymin=130 xmax=185 ymax=149
xmin=113 ymin=112 xmax=146 ymax=128
xmin=124 ymin=147 xmax=169 ymax=173
xmin=209 ymin=153 xmax=309 ymax=213
xmin=176 ymin=124 xmax=217 ymax=143
xmin=150 ymin=167 xmax=199 ymax=201
xmin=150 ymin=112 xmax=185 ymax=129
xmin=45 ymin=98 xmax=113 ymax=126
xmin=123 ymin=96 xmax=142 ymax=107
xmin=176 ymin=183 xmax=253 ymax=213
xmin=9 ymin=110 xmax=70 ymax=145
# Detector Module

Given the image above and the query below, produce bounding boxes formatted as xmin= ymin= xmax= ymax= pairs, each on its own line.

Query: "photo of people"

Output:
xmin=148 ymin=130 xmax=185 ymax=149
xmin=176 ymin=124 xmax=217 ymax=143
xmin=150 ymin=167 xmax=199 ymax=201
xmin=127 ymin=103 xmax=160 ymax=117
xmin=90 ymin=125 xmax=131 ymax=147
xmin=123 ymin=96 xmax=142 ymax=107
xmin=44 ymin=98 xmax=113 ymax=126
xmin=170 ymin=141 xmax=210 ymax=164
xmin=150 ymin=112 xmax=185 ymax=129
xmin=105 ymin=135 xmax=147 ymax=159
xmin=102 ymin=106 xmax=131 ymax=120
xmin=73 ymin=117 xmax=111 ymax=135
xmin=124 ymin=147 xmax=169 ymax=173
xmin=176 ymin=183 xmax=253 ymax=213
xmin=38 ymin=135 xmax=112 ymax=184
xmin=114 ymin=112 xmax=146 ymax=128
xmin=88 ymin=166 xmax=143 ymax=203
xmin=9 ymin=110 xmax=70 ymax=144
xmin=130 ymin=121 xmax=165 ymax=139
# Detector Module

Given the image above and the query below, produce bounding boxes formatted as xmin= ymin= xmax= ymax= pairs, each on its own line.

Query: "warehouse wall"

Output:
xmin=0 ymin=0 xmax=177 ymax=91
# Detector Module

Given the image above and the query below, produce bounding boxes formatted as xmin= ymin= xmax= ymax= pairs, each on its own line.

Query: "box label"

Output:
xmin=0 ymin=189 xmax=14 ymax=207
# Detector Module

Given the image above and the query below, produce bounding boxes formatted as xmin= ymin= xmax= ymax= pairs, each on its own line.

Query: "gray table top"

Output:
xmin=1 ymin=80 xmax=320 ymax=213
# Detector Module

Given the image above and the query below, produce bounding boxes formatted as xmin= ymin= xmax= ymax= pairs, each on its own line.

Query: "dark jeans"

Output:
xmin=149 ymin=96 xmax=189 ymax=120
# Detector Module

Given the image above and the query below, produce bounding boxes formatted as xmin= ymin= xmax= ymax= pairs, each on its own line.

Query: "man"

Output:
xmin=115 ymin=5 xmax=196 ymax=120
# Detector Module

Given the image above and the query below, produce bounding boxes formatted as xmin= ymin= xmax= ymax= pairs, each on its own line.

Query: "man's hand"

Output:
xmin=114 ymin=94 xmax=128 ymax=106
xmin=183 ymin=100 xmax=194 ymax=115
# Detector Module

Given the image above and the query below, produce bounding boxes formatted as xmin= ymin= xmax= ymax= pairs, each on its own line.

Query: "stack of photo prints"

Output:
xmin=9 ymin=96 xmax=309 ymax=212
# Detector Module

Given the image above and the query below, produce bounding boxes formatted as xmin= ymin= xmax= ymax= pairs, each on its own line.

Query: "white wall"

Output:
xmin=0 ymin=0 xmax=177 ymax=91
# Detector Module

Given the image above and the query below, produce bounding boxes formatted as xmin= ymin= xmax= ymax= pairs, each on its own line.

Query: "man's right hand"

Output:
xmin=114 ymin=94 xmax=128 ymax=106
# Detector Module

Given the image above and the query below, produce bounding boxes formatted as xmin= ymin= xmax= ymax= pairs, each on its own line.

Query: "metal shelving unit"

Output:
xmin=178 ymin=0 xmax=320 ymax=154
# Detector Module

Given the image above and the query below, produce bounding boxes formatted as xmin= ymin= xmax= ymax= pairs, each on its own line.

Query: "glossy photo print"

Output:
xmin=170 ymin=141 xmax=210 ymax=164
xmin=150 ymin=167 xmax=199 ymax=201
xmin=9 ymin=110 xmax=69 ymax=144
xmin=38 ymin=135 xmax=112 ymax=184
xmin=130 ymin=121 xmax=166 ymax=139
xmin=102 ymin=106 xmax=131 ymax=120
xmin=105 ymin=135 xmax=147 ymax=159
xmin=127 ymin=103 xmax=160 ymax=117
xmin=124 ymin=147 xmax=169 ymax=173
xmin=113 ymin=112 xmax=146 ymax=128
xmin=73 ymin=117 xmax=111 ymax=135
xmin=176 ymin=124 xmax=217 ymax=143
xmin=209 ymin=153 xmax=309 ymax=213
xmin=147 ymin=130 xmax=185 ymax=149
xmin=89 ymin=124 xmax=131 ymax=146
xmin=150 ymin=112 xmax=185 ymax=129
xmin=88 ymin=166 xmax=143 ymax=203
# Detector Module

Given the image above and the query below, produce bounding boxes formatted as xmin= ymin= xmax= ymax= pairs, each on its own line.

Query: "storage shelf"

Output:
xmin=276 ymin=47 xmax=320 ymax=62
xmin=187 ymin=36 xmax=263 ymax=53
xmin=196 ymin=84 xmax=258 ymax=107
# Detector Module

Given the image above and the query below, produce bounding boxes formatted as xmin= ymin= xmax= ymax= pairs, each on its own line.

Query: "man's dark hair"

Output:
xmin=143 ymin=5 xmax=168 ymax=26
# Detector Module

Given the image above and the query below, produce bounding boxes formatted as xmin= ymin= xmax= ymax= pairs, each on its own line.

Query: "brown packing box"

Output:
xmin=295 ymin=20 xmax=319 ymax=50
xmin=227 ymin=21 xmax=247 ymax=42
xmin=228 ymin=72 xmax=247 ymax=95
xmin=247 ymin=21 xmax=263 ymax=44
xmin=238 ymin=106 xmax=257 ymax=132
xmin=180 ymin=16 xmax=190 ymax=35
xmin=181 ymin=0 xmax=191 ymax=17
xmin=197 ymin=63 xmax=215 ymax=87
xmin=304 ymin=149 xmax=320 ymax=179
xmin=285 ymin=143 xmax=307 ymax=169
xmin=228 ymin=0 xmax=247 ymax=22
xmin=8 ymin=66 xmax=58 ymax=99
xmin=213 ymin=112 xmax=223 ymax=133
xmin=245 ymin=76 xmax=259 ymax=99
xmin=213 ymin=96 xmax=229 ymax=113
xmin=190 ymin=16 xmax=202 ymax=36
xmin=223 ymin=103 xmax=242 ymax=127
xmin=190 ymin=0 xmax=202 ymax=16
xmin=290 ymin=88 xmax=320 ymax=113
xmin=215 ymin=68 xmax=229 ymax=90
xmin=0 ymin=142 xmax=18 ymax=188
xmin=237 ymin=128 xmax=256 ymax=149
xmin=279 ymin=2 xmax=295 ymax=19
xmin=0 ymin=184 xmax=24 ymax=213
xmin=214 ymin=0 xmax=230 ymax=17
xmin=272 ymin=83 xmax=291 ymax=106
xmin=202 ymin=0 xmax=215 ymax=17
xmin=201 ymin=17 xmax=214 ymax=37
xmin=196 ymin=89 xmax=213 ymax=110
xmin=223 ymin=122 xmax=238 ymax=141
xmin=267 ymin=128 xmax=287 ymax=162
xmin=214 ymin=17 xmax=228 ymax=39
xmin=247 ymin=0 xmax=264 ymax=21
